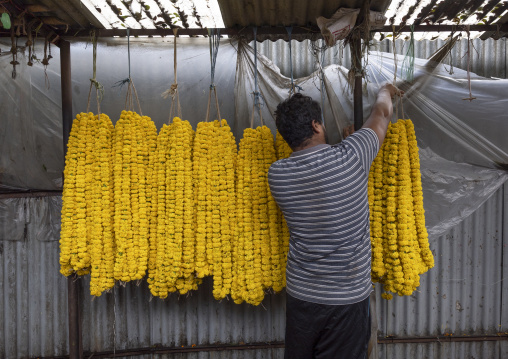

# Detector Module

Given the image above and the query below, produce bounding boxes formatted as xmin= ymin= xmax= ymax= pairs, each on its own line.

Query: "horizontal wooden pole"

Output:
xmin=1 ymin=24 xmax=506 ymax=44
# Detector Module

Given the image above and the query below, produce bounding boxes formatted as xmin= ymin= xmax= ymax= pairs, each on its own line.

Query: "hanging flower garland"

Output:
xmin=149 ymin=123 xmax=171 ymax=297
xmin=262 ymin=127 xmax=284 ymax=293
xmin=89 ymin=113 xmax=115 ymax=296
xmin=60 ymin=113 xmax=86 ymax=276
xmin=368 ymin=120 xmax=435 ymax=300
xmin=193 ymin=121 xmax=214 ymax=279
xmin=231 ymin=130 xmax=251 ymax=304
xmin=275 ymin=131 xmax=292 ymax=287
xmin=113 ymin=110 xmax=156 ymax=283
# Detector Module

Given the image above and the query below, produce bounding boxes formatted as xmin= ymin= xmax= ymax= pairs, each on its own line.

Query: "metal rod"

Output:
xmin=29 ymin=334 xmax=508 ymax=359
xmin=0 ymin=24 xmax=499 ymax=40
xmin=0 ymin=191 xmax=62 ymax=199
xmin=60 ymin=39 xmax=82 ymax=359
xmin=353 ymin=44 xmax=363 ymax=131
xmin=352 ymin=0 xmax=370 ymax=131
xmin=378 ymin=333 xmax=508 ymax=344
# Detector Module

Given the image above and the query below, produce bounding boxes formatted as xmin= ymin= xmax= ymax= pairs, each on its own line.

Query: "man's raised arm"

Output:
xmin=363 ymin=83 xmax=403 ymax=144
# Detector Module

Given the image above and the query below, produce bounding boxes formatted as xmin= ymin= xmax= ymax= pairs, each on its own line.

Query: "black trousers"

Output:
xmin=284 ymin=294 xmax=371 ymax=359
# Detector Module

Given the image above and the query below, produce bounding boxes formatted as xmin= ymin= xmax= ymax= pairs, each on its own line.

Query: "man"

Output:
xmin=268 ymin=83 xmax=402 ymax=359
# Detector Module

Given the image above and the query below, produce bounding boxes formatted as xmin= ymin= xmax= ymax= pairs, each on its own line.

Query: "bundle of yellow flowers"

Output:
xmin=274 ymin=131 xmax=292 ymax=287
xmin=60 ymin=112 xmax=92 ymax=277
xmin=232 ymin=126 xmax=284 ymax=305
xmin=89 ymin=113 xmax=116 ymax=296
xmin=149 ymin=117 xmax=197 ymax=298
xmin=368 ymin=119 xmax=434 ymax=300
xmin=60 ymin=112 xmax=116 ymax=295
xmin=192 ymin=119 xmax=236 ymax=300
xmin=113 ymin=110 xmax=156 ymax=283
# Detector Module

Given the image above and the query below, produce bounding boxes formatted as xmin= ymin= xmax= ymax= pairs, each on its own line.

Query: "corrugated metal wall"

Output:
xmin=1 ymin=38 xmax=507 ymax=358
xmin=258 ymin=38 xmax=507 ymax=80
xmin=1 ymin=184 xmax=506 ymax=358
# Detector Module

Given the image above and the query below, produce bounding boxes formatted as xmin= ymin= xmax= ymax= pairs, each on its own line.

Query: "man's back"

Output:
xmin=268 ymin=128 xmax=379 ymax=306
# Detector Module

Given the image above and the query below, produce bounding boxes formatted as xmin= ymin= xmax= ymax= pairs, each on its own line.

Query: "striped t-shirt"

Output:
xmin=267 ymin=128 xmax=380 ymax=305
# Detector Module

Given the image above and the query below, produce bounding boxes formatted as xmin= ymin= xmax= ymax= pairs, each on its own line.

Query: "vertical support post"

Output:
xmin=352 ymin=1 xmax=370 ymax=131
xmin=60 ymin=39 xmax=82 ymax=359
xmin=353 ymin=38 xmax=363 ymax=131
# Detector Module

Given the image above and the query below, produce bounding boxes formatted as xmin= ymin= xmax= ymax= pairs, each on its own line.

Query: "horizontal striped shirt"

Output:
xmin=268 ymin=128 xmax=380 ymax=305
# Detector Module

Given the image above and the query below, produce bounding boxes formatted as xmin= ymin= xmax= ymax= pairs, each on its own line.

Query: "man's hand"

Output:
xmin=379 ymin=82 xmax=404 ymax=99
xmin=362 ymin=83 xmax=404 ymax=145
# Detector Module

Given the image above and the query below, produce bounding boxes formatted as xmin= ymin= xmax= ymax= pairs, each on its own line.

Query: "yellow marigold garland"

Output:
xmin=193 ymin=122 xmax=212 ymax=278
xmin=405 ymin=120 xmax=434 ymax=271
xmin=178 ymin=119 xmax=196 ymax=295
xmin=231 ymin=132 xmax=250 ymax=304
xmin=263 ymin=127 xmax=284 ymax=293
xmin=368 ymin=120 xmax=435 ymax=300
xmin=89 ymin=113 xmax=115 ymax=296
xmin=60 ymin=113 xmax=84 ymax=276
xmin=150 ymin=124 xmax=171 ymax=297
xmin=113 ymin=110 xmax=154 ymax=283
xmin=275 ymin=130 xmax=292 ymax=287
xmin=216 ymin=119 xmax=236 ymax=299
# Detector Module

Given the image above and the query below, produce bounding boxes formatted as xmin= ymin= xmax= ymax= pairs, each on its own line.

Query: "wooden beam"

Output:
xmin=19 ymin=24 xmax=503 ymax=41
xmin=60 ymin=39 xmax=83 ymax=359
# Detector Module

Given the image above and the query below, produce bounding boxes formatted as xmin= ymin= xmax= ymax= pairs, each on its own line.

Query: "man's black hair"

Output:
xmin=275 ymin=93 xmax=322 ymax=150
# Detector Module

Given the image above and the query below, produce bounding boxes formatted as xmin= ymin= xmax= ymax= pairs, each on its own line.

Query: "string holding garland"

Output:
xmin=285 ymin=26 xmax=303 ymax=96
xmin=250 ymin=27 xmax=264 ymax=128
xmin=205 ymin=28 xmax=222 ymax=124
xmin=401 ymin=25 xmax=415 ymax=83
xmin=161 ymin=28 xmax=182 ymax=122
xmin=462 ymin=25 xmax=477 ymax=102
xmin=87 ymin=30 xmax=104 ymax=118
xmin=113 ymin=28 xmax=132 ymax=90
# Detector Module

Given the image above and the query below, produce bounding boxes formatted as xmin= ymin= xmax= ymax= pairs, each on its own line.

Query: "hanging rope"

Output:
xmin=250 ymin=27 xmax=264 ymax=128
xmin=113 ymin=28 xmax=132 ymax=89
xmin=462 ymin=25 xmax=476 ymax=102
xmin=10 ymin=26 xmax=19 ymax=79
xmin=285 ymin=26 xmax=302 ymax=96
xmin=205 ymin=28 xmax=221 ymax=124
xmin=401 ymin=25 xmax=415 ymax=82
xmin=319 ymin=39 xmax=326 ymax=126
xmin=112 ymin=29 xmax=143 ymax=114
xmin=87 ymin=30 xmax=104 ymax=119
xmin=161 ymin=28 xmax=182 ymax=122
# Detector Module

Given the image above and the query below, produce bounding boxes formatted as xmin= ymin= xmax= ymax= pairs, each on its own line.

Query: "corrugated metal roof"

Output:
xmin=216 ymin=0 xmax=390 ymax=27
xmin=1 ymin=0 xmax=507 ymax=39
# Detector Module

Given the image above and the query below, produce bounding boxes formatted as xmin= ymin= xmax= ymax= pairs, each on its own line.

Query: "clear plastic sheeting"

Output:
xmin=0 ymin=197 xmax=61 ymax=242
xmin=0 ymin=40 xmax=64 ymax=191
xmin=234 ymin=41 xmax=508 ymax=237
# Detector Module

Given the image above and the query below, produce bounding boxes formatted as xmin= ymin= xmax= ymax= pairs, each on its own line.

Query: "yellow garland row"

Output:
xmin=192 ymin=120 xmax=236 ymax=300
xmin=60 ymin=112 xmax=116 ymax=295
xmin=61 ymin=115 xmax=432 ymax=303
xmin=112 ymin=111 xmax=156 ymax=283
xmin=368 ymin=120 xmax=434 ymax=300
xmin=231 ymin=126 xmax=286 ymax=305
xmin=148 ymin=117 xmax=199 ymax=298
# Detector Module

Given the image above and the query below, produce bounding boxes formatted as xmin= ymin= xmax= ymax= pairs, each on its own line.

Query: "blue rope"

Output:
xmin=113 ymin=28 xmax=131 ymax=88
xmin=208 ymin=28 xmax=220 ymax=88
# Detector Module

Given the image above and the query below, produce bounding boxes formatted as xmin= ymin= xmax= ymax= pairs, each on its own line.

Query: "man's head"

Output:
xmin=275 ymin=93 xmax=326 ymax=151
